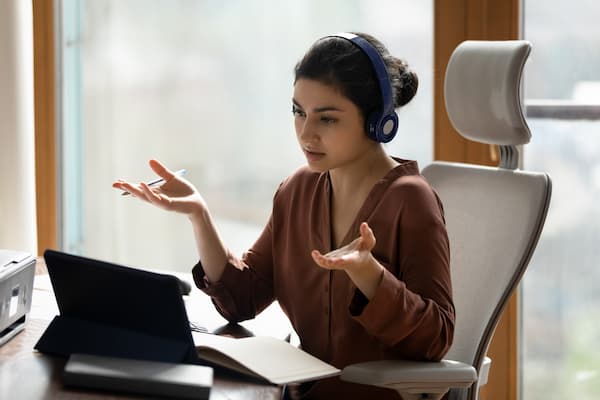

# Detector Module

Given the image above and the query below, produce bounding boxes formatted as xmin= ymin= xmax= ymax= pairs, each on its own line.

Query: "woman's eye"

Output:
xmin=320 ymin=116 xmax=337 ymax=124
xmin=292 ymin=106 xmax=306 ymax=118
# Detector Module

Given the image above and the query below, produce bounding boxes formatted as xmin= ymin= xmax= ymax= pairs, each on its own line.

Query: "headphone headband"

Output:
xmin=326 ymin=32 xmax=398 ymax=143
xmin=329 ymin=32 xmax=394 ymax=115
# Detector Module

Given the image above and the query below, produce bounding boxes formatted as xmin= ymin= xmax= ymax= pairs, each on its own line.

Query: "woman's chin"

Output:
xmin=305 ymin=160 xmax=329 ymax=173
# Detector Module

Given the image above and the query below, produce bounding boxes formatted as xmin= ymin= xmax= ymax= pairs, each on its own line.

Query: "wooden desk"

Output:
xmin=0 ymin=259 xmax=292 ymax=399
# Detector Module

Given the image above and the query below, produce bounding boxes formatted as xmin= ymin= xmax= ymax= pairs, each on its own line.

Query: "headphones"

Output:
xmin=327 ymin=32 xmax=399 ymax=143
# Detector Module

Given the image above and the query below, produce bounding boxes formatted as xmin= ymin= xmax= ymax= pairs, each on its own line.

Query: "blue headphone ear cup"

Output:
xmin=378 ymin=112 xmax=399 ymax=143
xmin=365 ymin=111 xmax=382 ymax=142
xmin=366 ymin=111 xmax=398 ymax=143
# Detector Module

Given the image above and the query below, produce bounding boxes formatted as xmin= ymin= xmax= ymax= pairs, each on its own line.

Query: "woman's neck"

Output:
xmin=328 ymin=146 xmax=398 ymax=198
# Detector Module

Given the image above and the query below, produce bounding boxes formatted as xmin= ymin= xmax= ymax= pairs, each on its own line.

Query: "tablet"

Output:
xmin=35 ymin=250 xmax=200 ymax=364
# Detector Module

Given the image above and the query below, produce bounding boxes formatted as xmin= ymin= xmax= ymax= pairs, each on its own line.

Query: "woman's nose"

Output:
xmin=298 ymin=119 xmax=317 ymax=142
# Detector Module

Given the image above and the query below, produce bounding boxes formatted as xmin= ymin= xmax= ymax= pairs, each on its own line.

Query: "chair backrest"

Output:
xmin=421 ymin=41 xmax=552 ymax=396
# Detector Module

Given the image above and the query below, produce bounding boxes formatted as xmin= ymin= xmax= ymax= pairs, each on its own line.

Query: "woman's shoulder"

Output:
xmin=274 ymin=165 xmax=324 ymax=199
xmin=385 ymin=159 xmax=441 ymax=205
xmin=279 ymin=165 xmax=323 ymax=190
xmin=387 ymin=159 xmax=431 ymax=190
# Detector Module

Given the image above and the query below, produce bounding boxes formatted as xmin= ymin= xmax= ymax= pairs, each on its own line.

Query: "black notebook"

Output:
xmin=35 ymin=250 xmax=200 ymax=364
xmin=64 ymin=353 xmax=213 ymax=399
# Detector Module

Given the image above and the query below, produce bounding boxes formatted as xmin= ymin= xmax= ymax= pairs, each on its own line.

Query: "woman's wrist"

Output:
xmin=188 ymin=203 xmax=210 ymax=222
xmin=345 ymin=253 xmax=384 ymax=300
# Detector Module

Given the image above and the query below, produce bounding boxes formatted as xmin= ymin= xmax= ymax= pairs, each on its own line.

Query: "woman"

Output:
xmin=113 ymin=32 xmax=454 ymax=399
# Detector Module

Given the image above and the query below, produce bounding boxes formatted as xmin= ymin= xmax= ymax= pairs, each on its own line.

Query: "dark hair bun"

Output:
xmin=390 ymin=57 xmax=418 ymax=107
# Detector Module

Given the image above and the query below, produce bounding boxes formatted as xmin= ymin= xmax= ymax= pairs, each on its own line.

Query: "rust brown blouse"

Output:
xmin=193 ymin=159 xmax=454 ymax=399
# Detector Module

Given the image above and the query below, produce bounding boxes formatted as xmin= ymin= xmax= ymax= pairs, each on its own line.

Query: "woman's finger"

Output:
xmin=119 ymin=182 xmax=150 ymax=201
xmin=312 ymin=250 xmax=334 ymax=265
xmin=324 ymin=247 xmax=347 ymax=258
xmin=311 ymin=249 xmax=353 ymax=269
xmin=359 ymin=222 xmax=376 ymax=250
xmin=140 ymin=182 xmax=170 ymax=207
xmin=149 ymin=159 xmax=175 ymax=181
xmin=112 ymin=180 xmax=133 ymax=190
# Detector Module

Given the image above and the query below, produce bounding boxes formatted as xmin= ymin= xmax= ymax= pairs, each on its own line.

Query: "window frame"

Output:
xmin=434 ymin=1 xmax=521 ymax=400
xmin=526 ymin=102 xmax=600 ymax=120
xmin=33 ymin=0 xmax=58 ymax=255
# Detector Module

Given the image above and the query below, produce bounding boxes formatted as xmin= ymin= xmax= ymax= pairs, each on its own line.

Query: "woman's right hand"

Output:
xmin=112 ymin=159 xmax=207 ymax=216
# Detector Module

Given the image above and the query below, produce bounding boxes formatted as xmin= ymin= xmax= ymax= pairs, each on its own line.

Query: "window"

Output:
xmin=522 ymin=1 xmax=600 ymax=398
xmin=58 ymin=0 xmax=434 ymax=271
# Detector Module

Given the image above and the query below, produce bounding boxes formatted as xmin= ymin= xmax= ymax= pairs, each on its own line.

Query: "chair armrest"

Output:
xmin=341 ymin=359 xmax=477 ymax=399
xmin=478 ymin=357 xmax=492 ymax=387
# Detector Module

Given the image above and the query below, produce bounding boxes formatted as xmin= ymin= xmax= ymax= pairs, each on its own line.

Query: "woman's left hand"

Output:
xmin=311 ymin=222 xmax=376 ymax=272
xmin=312 ymin=222 xmax=383 ymax=299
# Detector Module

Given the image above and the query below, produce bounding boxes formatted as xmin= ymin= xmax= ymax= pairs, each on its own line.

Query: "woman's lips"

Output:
xmin=304 ymin=148 xmax=325 ymax=162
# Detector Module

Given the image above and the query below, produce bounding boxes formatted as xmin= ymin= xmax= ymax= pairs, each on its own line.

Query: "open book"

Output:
xmin=192 ymin=332 xmax=341 ymax=385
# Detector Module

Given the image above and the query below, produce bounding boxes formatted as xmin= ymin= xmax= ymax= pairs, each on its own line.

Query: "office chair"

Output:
xmin=341 ymin=40 xmax=552 ymax=400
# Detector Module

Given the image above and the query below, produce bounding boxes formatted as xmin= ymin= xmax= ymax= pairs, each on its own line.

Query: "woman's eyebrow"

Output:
xmin=292 ymin=98 xmax=344 ymax=112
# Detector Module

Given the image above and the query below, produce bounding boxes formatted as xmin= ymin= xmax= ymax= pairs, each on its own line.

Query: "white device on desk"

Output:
xmin=0 ymin=250 xmax=36 ymax=346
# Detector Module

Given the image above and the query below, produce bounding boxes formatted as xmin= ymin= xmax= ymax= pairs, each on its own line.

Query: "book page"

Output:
xmin=193 ymin=333 xmax=340 ymax=385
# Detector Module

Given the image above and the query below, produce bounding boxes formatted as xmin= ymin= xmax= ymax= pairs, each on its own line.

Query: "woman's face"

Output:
xmin=292 ymin=78 xmax=374 ymax=173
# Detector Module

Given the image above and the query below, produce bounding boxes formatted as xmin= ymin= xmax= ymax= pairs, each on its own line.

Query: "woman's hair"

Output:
xmin=294 ymin=32 xmax=418 ymax=120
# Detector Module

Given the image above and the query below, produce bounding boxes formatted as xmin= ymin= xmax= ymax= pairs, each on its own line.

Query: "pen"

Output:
xmin=121 ymin=169 xmax=187 ymax=196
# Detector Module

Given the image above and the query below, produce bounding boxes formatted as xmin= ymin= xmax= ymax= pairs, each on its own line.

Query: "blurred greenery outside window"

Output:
xmin=522 ymin=1 xmax=600 ymax=399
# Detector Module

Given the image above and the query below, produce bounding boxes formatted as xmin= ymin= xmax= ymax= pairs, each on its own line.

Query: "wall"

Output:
xmin=0 ymin=0 xmax=37 ymax=253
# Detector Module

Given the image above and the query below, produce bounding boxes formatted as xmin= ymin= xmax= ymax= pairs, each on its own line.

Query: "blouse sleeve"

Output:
xmin=192 ymin=214 xmax=276 ymax=323
xmin=350 ymin=179 xmax=455 ymax=361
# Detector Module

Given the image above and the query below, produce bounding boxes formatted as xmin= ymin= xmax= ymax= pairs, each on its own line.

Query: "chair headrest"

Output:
xmin=444 ymin=40 xmax=532 ymax=146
